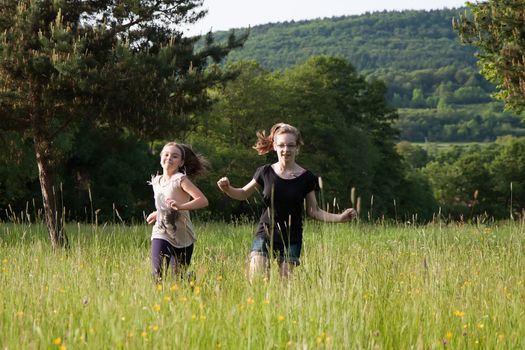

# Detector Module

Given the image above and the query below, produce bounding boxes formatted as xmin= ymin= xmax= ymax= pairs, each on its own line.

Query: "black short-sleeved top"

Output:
xmin=253 ymin=164 xmax=319 ymax=244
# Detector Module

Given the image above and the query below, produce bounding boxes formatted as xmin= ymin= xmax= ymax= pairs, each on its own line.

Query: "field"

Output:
xmin=1 ymin=219 xmax=525 ymax=349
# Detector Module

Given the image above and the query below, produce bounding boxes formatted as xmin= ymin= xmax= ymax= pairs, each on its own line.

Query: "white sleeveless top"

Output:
xmin=150 ymin=173 xmax=196 ymax=248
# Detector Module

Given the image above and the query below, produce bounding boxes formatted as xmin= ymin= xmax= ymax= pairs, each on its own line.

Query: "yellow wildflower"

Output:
xmin=453 ymin=310 xmax=465 ymax=317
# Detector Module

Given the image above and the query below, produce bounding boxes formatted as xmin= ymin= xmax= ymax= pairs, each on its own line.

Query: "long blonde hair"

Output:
xmin=253 ymin=123 xmax=304 ymax=155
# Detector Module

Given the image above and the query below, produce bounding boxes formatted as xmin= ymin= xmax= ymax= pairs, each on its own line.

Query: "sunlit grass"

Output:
xmin=1 ymin=220 xmax=524 ymax=349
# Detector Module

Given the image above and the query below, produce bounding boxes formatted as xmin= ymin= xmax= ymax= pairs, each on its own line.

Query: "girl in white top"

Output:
xmin=146 ymin=142 xmax=209 ymax=282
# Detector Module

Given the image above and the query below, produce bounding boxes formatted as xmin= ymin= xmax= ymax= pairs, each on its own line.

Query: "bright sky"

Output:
xmin=184 ymin=0 xmax=468 ymax=36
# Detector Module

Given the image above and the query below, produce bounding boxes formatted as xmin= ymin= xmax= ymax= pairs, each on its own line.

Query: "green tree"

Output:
xmin=271 ymin=56 xmax=403 ymax=218
xmin=490 ymin=136 xmax=525 ymax=218
xmin=396 ymin=141 xmax=430 ymax=168
xmin=454 ymin=1 xmax=525 ymax=113
xmin=0 ymin=1 xmax=245 ymax=248
xmin=423 ymin=144 xmax=500 ymax=219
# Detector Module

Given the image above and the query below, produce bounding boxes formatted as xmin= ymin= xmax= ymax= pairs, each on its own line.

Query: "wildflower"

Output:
xmin=216 ymin=275 xmax=223 ymax=282
xmin=156 ymin=284 xmax=163 ymax=291
xmin=53 ymin=337 xmax=62 ymax=345
xmin=59 ymin=346 xmax=66 ymax=350
xmin=263 ymin=298 xmax=270 ymax=305
xmin=170 ymin=283 xmax=178 ymax=292
xmin=247 ymin=297 xmax=255 ymax=305
xmin=164 ymin=296 xmax=171 ymax=302
xmin=194 ymin=286 xmax=201 ymax=295
xmin=141 ymin=331 xmax=147 ymax=338
xmin=286 ymin=340 xmax=294 ymax=347
xmin=277 ymin=315 xmax=285 ymax=322
xmin=446 ymin=331 xmax=453 ymax=339
xmin=498 ymin=333 xmax=505 ymax=341
xmin=16 ymin=311 xmax=24 ymax=317
xmin=153 ymin=304 xmax=161 ymax=312
xmin=127 ymin=332 xmax=134 ymax=338
xmin=476 ymin=323 xmax=484 ymax=329
xmin=151 ymin=325 xmax=159 ymax=332
xmin=453 ymin=310 xmax=465 ymax=318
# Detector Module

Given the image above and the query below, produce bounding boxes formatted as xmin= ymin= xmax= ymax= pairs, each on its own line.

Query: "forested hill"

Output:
xmin=213 ymin=8 xmax=475 ymax=73
xmin=207 ymin=8 xmax=525 ymax=142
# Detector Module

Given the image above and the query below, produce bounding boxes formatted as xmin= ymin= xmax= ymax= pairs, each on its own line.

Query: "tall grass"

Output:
xmin=1 ymin=219 xmax=524 ymax=349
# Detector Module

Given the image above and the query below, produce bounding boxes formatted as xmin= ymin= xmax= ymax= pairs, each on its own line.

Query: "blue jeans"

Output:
xmin=250 ymin=237 xmax=302 ymax=265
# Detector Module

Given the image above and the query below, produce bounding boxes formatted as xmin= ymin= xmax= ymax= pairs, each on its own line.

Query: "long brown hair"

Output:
xmin=253 ymin=123 xmax=304 ymax=155
xmin=162 ymin=142 xmax=210 ymax=178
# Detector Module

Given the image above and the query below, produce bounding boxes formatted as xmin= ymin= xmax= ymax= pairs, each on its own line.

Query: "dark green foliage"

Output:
xmin=213 ymin=9 xmax=475 ymax=72
xmin=454 ymin=0 xmax=525 ymax=113
xmin=422 ymin=138 xmax=525 ymax=220
xmin=191 ymin=57 xmax=430 ymax=220
xmin=0 ymin=0 xmax=246 ymax=247
xmin=61 ymin=125 xmax=157 ymax=223
xmin=204 ymin=8 xmax=525 ymax=142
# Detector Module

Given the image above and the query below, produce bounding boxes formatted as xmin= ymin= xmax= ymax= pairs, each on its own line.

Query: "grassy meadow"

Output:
xmin=1 ymin=218 xmax=525 ymax=349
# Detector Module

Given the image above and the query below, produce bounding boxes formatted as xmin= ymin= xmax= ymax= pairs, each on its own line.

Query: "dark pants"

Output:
xmin=151 ymin=238 xmax=194 ymax=281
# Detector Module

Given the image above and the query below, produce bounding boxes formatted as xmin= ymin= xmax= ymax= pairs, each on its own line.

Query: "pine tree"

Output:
xmin=0 ymin=0 xmax=246 ymax=249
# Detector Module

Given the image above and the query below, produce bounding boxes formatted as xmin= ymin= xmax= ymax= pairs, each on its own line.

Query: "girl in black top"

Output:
xmin=217 ymin=123 xmax=356 ymax=280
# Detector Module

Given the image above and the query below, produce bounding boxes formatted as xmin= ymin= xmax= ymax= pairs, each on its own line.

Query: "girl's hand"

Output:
xmin=146 ymin=211 xmax=157 ymax=225
xmin=340 ymin=208 xmax=357 ymax=222
xmin=217 ymin=177 xmax=231 ymax=192
xmin=165 ymin=198 xmax=179 ymax=210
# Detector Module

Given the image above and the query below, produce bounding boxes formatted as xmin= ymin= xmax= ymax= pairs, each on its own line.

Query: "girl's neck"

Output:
xmin=273 ymin=161 xmax=304 ymax=179
xmin=277 ymin=160 xmax=297 ymax=171
xmin=162 ymin=169 xmax=177 ymax=178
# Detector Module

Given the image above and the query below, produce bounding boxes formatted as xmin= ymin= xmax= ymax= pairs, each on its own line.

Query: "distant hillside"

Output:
xmin=205 ymin=8 xmax=525 ymax=142
xmin=213 ymin=9 xmax=475 ymax=72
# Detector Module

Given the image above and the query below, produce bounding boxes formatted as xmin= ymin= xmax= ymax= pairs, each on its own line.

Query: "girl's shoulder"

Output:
xmin=148 ymin=173 xmax=186 ymax=187
xmin=149 ymin=174 xmax=161 ymax=186
xmin=254 ymin=164 xmax=272 ymax=177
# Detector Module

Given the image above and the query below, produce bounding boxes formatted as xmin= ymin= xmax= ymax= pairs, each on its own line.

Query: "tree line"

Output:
xmin=209 ymin=8 xmax=525 ymax=142
xmin=1 ymin=1 xmax=524 ymax=249
xmin=3 ymin=54 xmax=523 ymax=225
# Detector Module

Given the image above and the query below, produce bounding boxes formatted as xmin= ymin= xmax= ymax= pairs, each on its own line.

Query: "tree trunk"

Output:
xmin=33 ymin=134 xmax=68 ymax=250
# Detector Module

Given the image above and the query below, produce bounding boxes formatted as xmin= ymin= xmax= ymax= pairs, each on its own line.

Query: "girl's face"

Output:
xmin=273 ymin=133 xmax=298 ymax=162
xmin=160 ymin=145 xmax=184 ymax=173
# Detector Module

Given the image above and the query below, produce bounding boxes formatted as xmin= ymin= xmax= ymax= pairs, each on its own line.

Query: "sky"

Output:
xmin=184 ymin=0 xmax=468 ymax=36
